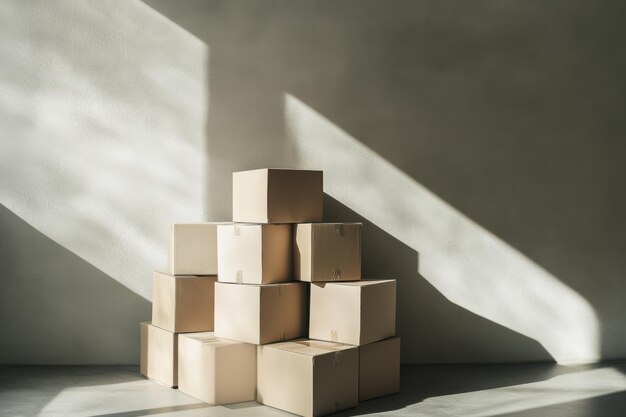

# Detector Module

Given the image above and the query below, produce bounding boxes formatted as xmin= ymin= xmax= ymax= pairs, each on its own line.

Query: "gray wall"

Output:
xmin=1 ymin=0 xmax=624 ymax=364
xmin=0 ymin=0 xmax=208 ymax=364
xmin=145 ymin=0 xmax=626 ymax=364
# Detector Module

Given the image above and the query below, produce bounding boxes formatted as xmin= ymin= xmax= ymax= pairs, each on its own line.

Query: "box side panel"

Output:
xmin=360 ymin=280 xmax=396 ymax=345
xmin=257 ymin=346 xmax=313 ymax=417
xmin=178 ymin=335 xmax=214 ymax=403
xmin=261 ymin=283 xmax=308 ymax=344
xmin=147 ymin=324 xmax=177 ymax=387
xmin=233 ymin=169 xmax=269 ymax=223
xmin=313 ymin=348 xmax=359 ymax=416
xmin=215 ymin=283 xmax=261 ymax=344
xmin=170 ymin=224 xmax=217 ymax=275
xmin=261 ymin=224 xmax=292 ymax=284
xmin=140 ymin=322 xmax=149 ymax=376
xmin=309 ymin=283 xmax=361 ymax=345
xmin=175 ymin=276 xmax=217 ymax=333
xmin=311 ymin=223 xmax=362 ymax=282
xmin=283 ymin=283 xmax=308 ymax=341
xmin=359 ymin=337 xmax=401 ymax=401
xmin=294 ymin=224 xmax=313 ymax=281
xmin=215 ymin=343 xmax=257 ymax=404
xmin=267 ymin=169 xmax=323 ymax=223
xmin=218 ymin=224 xmax=263 ymax=284
xmin=152 ymin=272 xmax=176 ymax=332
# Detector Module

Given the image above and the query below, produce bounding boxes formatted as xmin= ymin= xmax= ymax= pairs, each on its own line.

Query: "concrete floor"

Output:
xmin=1 ymin=363 xmax=625 ymax=417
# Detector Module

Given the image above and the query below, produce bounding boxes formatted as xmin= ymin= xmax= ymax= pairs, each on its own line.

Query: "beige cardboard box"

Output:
xmin=232 ymin=168 xmax=323 ymax=223
xmin=214 ymin=282 xmax=307 ymax=345
xmin=140 ymin=322 xmax=177 ymax=387
xmin=217 ymin=224 xmax=292 ymax=284
xmin=178 ymin=332 xmax=256 ymax=405
xmin=169 ymin=223 xmax=229 ymax=276
xmin=295 ymin=223 xmax=361 ymax=282
xmin=359 ymin=337 xmax=401 ymax=401
xmin=152 ymin=271 xmax=217 ymax=333
xmin=309 ymin=280 xmax=396 ymax=346
xmin=257 ymin=339 xmax=358 ymax=417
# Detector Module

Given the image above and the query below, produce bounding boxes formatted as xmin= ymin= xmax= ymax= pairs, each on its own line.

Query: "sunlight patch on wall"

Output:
xmin=284 ymin=93 xmax=599 ymax=363
xmin=0 ymin=0 xmax=208 ymax=300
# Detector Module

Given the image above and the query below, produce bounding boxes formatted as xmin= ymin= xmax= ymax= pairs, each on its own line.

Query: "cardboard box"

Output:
xmin=257 ymin=339 xmax=358 ymax=417
xmin=169 ymin=223 xmax=229 ymax=275
xmin=359 ymin=337 xmax=401 ymax=401
xmin=232 ymin=168 xmax=323 ymax=223
xmin=309 ymin=280 xmax=396 ymax=346
xmin=178 ymin=332 xmax=256 ymax=405
xmin=140 ymin=322 xmax=177 ymax=387
xmin=295 ymin=223 xmax=362 ymax=282
xmin=217 ymin=224 xmax=292 ymax=284
xmin=214 ymin=282 xmax=307 ymax=345
xmin=152 ymin=271 xmax=217 ymax=333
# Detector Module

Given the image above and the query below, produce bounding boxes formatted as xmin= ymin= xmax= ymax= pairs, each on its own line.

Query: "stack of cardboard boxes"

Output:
xmin=140 ymin=168 xmax=400 ymax=417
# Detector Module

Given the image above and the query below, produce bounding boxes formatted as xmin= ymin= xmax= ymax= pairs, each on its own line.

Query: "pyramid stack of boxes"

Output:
xmin=140 ymin=168 xmax=400 ymax=417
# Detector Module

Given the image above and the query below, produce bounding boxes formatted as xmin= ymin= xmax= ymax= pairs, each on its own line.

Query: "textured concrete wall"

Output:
xmin=0 ymin=0 xmax=207 ymax=363
xmin=145 ymin=0 xmax=626 ymax=364
xmin=1 ymin=0 xmax=624 ymax=364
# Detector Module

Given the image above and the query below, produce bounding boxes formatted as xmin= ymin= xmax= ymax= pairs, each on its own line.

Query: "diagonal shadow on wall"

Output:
xmin=0 ymin=204 xmax=151 ymax=364
xmin=138 ymin=0 xmax=616 ymax=363
xmin=325 ymin=194 xmax=551 ymax=363
xmin=141 ymin=0 xmax=626 ymax=364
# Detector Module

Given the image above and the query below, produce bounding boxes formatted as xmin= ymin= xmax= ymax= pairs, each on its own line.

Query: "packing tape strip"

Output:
xmin=233 ymin=225 xmax=240 ymax=236
xmin=330 ymin=329 xmax=338 ymax=342
xmin=333 ymin=223 xmax=344 ymax=237
xmin=332 ymin=351 xmax=342 ymax=365
xmin=235 ymin=270 xmax=243 ymax=284
xmin=279 ymin=286 xmax=287 ymax=341
xmin=331 ymin=267 xmax=342 ymax=280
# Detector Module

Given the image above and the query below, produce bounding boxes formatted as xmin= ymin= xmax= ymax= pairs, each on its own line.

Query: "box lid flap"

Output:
xmin=267 ymin=339 xmax=355 ymax=357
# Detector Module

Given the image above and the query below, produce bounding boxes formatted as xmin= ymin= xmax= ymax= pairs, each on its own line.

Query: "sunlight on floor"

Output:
xmin=37 ymin=379 xmax=206 ymax=417
xmin=22 ymin=365 xmax=626 ymax=417
xmin=396 ymin=367 xmax=626 ymax=417
xmin=284 ymin=93 xmax=599 ymax=364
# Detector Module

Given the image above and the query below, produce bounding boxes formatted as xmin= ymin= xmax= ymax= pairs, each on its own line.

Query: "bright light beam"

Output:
xmin=0 ymin=0 xmax=209 ymax=300
xmin=284 ymin=93 xmax=599 ymax=364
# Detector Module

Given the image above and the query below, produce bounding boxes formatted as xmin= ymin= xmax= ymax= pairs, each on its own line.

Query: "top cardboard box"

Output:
xmin=233 ymin=169 xmax=323 ymax=223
